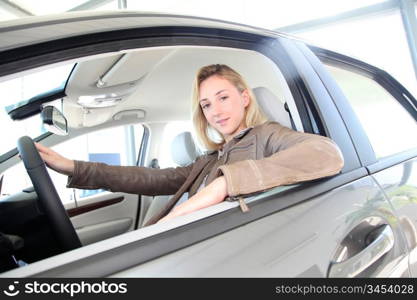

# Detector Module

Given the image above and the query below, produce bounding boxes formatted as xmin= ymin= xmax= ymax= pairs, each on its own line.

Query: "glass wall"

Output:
xmin=1 ymin=1 xmax=414 ymax=98
xmin=126 ymin=0 xmax=386 ymax=29
xmin=0 ymin=0 xmax=392 ymax=28
xmin=0 ymin=0 xmax=119 ymax=21
xmin=297 ymin=10 xmax=417 ymax=97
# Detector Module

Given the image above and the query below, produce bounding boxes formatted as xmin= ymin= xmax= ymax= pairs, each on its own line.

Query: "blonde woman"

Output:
xmin=36 ymin=64 xmax=344 ymax=225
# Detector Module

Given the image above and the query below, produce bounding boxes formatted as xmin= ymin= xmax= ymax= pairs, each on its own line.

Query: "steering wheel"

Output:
xmin=17 ymin=136 xmax=81 ymax=252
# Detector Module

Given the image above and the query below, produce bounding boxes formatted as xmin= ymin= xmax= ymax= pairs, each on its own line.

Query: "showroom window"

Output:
xmin=325 ymin=64 xmax=417 ymax=159
xmin=298 ymin=10 xmax=417 ymax=98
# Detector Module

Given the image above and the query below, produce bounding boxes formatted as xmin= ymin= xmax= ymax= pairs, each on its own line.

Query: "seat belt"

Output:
xmin=284 ymin=102 xmax=296 ymax=130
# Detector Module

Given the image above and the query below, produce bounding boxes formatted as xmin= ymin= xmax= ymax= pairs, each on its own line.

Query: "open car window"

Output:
xmin=0 ymin=30 xmax=357 ymax=277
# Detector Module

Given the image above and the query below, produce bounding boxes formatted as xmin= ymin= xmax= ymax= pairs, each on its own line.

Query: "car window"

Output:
xmin=325 ymin=64 xmax=417 ymax=158
xmin=0 ymin=63 xmax=74 ymax=156
xmin=58 ymin=124 xmax=145 ymax=201
xmin=1 ymin=124 xmax=144 ymax=204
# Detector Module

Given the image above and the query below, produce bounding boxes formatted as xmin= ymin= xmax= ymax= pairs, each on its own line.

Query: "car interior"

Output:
xmin=0 ymin=44 xmax=304 ymax=271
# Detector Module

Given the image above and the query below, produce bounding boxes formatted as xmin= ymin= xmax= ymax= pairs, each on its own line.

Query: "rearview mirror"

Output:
xmin=41 ymin=106 xmax=68 ymax=136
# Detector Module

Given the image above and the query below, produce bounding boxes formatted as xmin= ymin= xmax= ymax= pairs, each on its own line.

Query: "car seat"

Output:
xmin=139 ymin=131 xmax=198 ymax=227
xmin=253 ymin=86 xmax=296 ymax=130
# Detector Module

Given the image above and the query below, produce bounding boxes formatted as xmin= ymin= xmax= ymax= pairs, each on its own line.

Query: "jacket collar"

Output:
xmin=205 ymin=127 xmax=254 ymax=156
xmin=233 ymin=126 xmax=253 ymax=139
xmin=218 ymin=127 xmax=254 ymax=158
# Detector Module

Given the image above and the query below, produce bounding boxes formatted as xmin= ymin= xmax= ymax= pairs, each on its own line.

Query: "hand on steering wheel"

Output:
xmin=17 ymin=136 xmax=81 ymax=252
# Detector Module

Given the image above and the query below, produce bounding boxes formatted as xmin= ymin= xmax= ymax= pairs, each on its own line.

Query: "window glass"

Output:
xmin=2 ymin=64 xmax=73 ymax=112
xmin=54 ymin=124 xmax=144 ymax=200
xmin=298 ymin=10 xmax=417 ymax=98
xmin=0 ymin=161 xmax=31 ymax=200
xmin=2 ymin=0 xmax=118 ymax=17
xmin=325 ymin=64 xmax=417 ymax=158
xmin=0 ymin=0 xmax=386 ymax=25
xmin=0 ymin=63 xmax=74 ymax=155
xmin=0 ymin=8 xmax=18 ymax=22
xmin=1 ymin=124 xmax=144 ymax=203
xmin=127 ymin=0 xmax=384 ymax=29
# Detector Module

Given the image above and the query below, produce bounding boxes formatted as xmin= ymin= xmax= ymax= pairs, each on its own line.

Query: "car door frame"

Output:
xmin=301 ymin=42 xmax=417 ymax=276
xmin=302 ymin=44 xmax=417 ymax=173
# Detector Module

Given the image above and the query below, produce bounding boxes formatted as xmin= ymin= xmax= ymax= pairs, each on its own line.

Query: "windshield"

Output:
xmin=0 ymin=63 xmax=74 ymax=156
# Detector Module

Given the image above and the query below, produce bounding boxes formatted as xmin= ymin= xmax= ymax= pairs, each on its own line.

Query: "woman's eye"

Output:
xmin=220 ymin=96 xmax=228 ymax=101
xmin=202 ymin=103 xmax=210 ymax=110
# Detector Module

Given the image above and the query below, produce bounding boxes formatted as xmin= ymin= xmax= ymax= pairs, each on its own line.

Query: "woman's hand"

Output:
xmin=157 ymin=176 xmax=228 ymax=223
xmin=34 ymin=143 xmax=75 ymax=176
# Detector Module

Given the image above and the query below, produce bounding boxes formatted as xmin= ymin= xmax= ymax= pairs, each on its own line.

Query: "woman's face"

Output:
xmin=199 ymin=75 xmax=250 ymax=142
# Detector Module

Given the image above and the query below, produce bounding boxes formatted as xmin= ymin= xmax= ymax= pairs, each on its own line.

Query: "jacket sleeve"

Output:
xmin=218 ymin=122 xmax=344 ymax=197
xmin=67 ymin=160 xmax=194 ymax=196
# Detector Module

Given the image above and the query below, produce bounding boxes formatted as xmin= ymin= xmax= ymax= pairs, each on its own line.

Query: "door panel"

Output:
xmin=371 ymin=157 xmax=417 ymax=276
xmin=303 ymin=43 xmax=417 ymax=277
xmin=112 ymin=175 xmax=409 ymax=277
xmin=69 ymin=192 xmax=139 ymax=246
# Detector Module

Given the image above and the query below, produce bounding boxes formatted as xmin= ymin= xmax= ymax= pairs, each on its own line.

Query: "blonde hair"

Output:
xmin=192 ymin=64 xmax=267 ymax=150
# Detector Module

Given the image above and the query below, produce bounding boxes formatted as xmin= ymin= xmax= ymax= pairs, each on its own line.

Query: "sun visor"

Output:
xmin=95 ymin=48 xmax=174 ymax=87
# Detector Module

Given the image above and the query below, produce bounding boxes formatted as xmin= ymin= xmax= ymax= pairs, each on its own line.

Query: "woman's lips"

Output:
xmin=216 ymin=118 xmax=229 ymax=126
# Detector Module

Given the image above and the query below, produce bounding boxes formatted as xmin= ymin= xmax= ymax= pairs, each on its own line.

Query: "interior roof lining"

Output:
xmin=64 ymin=45 xmax=298 ymax=128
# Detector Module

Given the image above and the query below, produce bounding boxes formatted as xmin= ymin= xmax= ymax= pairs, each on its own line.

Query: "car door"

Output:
xmin=301 ymin=44 xmax=417 ymax=277
xmin=0 ymin=13 xmax=412 ymax=277
xmin=111 ymin=38 xmax=411 ymax=278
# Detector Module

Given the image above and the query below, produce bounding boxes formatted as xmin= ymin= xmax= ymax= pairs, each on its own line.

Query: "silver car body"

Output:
xmin=0 ymin=11 xmax=416 ymax=277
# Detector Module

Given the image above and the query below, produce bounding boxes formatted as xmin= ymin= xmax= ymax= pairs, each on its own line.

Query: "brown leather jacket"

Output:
xmin=67 ymin=121 xmax=344 ymax=225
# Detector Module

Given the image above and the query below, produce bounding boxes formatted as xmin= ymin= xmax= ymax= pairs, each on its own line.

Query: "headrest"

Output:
xmin=253 ymin=87 xmax=292 ymax=128
xmin=171 ymin=131 xmax=198 ymax=166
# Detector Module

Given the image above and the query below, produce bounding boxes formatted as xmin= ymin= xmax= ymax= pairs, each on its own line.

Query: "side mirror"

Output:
xmin=41 ymin=106 xmax=68 ymax=136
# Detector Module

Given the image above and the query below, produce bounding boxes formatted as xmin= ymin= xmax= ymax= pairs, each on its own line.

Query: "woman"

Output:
xmin=36 ymin=64 xmax=344 ymax=225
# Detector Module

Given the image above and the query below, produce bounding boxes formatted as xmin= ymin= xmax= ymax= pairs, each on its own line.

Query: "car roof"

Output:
xmin=0 ymin=10 xmax=295 ymax=53
xmin=0 ymin=11 xmax=319 ymax=138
